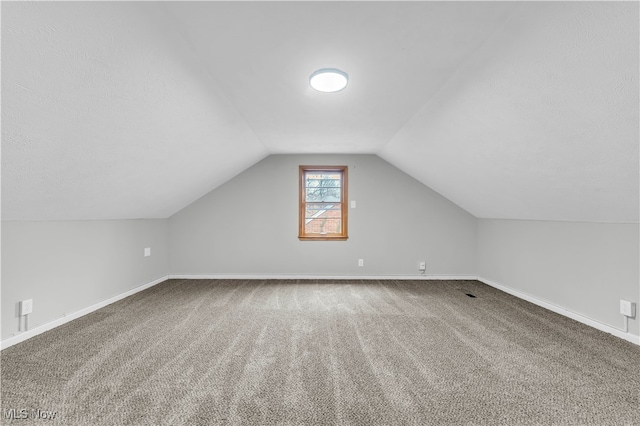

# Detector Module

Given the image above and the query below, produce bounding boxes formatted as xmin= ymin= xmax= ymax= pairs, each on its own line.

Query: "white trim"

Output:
xmin=168 ymin=274 xmax=479 ymax=281
xmin=478 ymin=277 xmax=640 ymax=346
xmin=1 ymin=275 xmax=169 ymax=351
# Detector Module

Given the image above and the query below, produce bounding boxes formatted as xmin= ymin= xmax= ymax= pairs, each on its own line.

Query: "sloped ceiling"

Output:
xmin=379 ymin=1 xmax=639 ymax=223
xmin=2 ymin=2 xmax=269 ymax=221
xmin=2 ymin=1 xmax=638 ymax=223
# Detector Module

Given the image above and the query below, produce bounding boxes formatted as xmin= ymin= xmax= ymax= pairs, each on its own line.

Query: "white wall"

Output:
xmin=477 ymin=219 xmax=640 ymax=338
xmin=1 ymin=219 xmax=169 ymax=341
xmin=169 ymin=154 xmax=478 ymax=277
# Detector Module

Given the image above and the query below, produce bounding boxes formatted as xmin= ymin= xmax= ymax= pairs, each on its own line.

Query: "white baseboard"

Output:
xmin=1 ymin=275 xmax=169 ymax=351
xmin=478 ymin=277 xmax=640 ymax=346
xmin=168 ymin=274 xmax=479 ymax=281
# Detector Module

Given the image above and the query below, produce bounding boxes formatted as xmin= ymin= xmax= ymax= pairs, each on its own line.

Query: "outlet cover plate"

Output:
xmin=20 ymin=299 xmax=33 ymax=316
xmin=620 ymin=300 xmax=636 ymax=317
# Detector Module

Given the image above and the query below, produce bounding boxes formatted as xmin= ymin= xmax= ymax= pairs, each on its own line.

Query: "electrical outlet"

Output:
xmin=20 ymin=299 xmax=33 ymax=316
xmin=144 ymin=247 xmax=151 ymax=257
xmin=418 ymin=262 xmax=426 ymax=271
xmin=620 ymin=300 xmax=636 ymax=318
xmin=358 ymin=259 xmax=364 ymax=267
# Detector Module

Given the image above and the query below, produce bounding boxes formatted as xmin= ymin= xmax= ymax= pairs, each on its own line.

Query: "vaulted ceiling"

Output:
xmin=2 ymin=1 xmax=638 ymax=222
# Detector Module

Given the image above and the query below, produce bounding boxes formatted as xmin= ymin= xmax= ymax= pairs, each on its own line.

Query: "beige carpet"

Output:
xmin=2 ymin=279 xmax=639 ymax=425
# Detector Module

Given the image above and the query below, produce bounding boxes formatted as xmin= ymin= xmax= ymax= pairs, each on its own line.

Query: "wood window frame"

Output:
xmin=299 ymin=165 xmax=348 ymax=241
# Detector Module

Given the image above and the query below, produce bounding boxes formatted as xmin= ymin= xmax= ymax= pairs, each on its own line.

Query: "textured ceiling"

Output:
xmin=2 ymin=1 xmax=638 ymax=223
xmin=379 ymin=1 xmax=639 ymax=223
xmin=2 ymin=2 xmax=269 ymax=220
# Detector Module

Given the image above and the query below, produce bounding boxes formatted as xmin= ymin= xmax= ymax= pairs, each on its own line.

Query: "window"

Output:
xmin=299 ymin=165 xmax=348 ymax=241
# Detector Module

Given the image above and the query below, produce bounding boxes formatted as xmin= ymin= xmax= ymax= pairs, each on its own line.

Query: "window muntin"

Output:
xmin=299 ymin=166 xmax=348 ymax=240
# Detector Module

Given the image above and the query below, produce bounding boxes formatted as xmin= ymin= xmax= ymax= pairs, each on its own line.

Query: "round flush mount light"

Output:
xmin=309 ymin=68 xmax=348 ymax=93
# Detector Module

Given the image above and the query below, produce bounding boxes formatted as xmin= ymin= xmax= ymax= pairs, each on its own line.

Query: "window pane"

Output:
xmin=305 ymin=171 xmax=342 ymax=204
xmin=305 ymin=177 xmax=341 ymax=188
xmin=306 ymin=187 xmax=341 ymax=202
xmin=305 ymin=209 xmax=338 ymax=221
xmin=305 ymin=218 xmax=342 ymax=235
xmin=305 ymin=171 xmax=341 ymax=180
xmin=305 ymin=204 xmax=342 ymax=234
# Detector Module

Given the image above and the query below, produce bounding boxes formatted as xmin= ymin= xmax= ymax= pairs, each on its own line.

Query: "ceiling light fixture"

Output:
xmin=309 ymin=68 xmax=348 ymax=93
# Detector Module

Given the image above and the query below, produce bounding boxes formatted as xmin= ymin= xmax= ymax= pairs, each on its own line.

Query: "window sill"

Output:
xmin=298 ymin=236 xmax=348 ymax=241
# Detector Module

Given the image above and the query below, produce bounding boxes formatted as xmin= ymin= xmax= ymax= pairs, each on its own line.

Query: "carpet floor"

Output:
xmin=1 ymin=279 xmax=639 ymax=425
